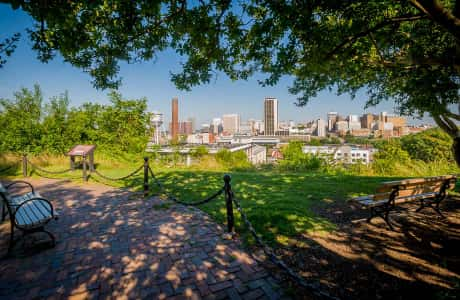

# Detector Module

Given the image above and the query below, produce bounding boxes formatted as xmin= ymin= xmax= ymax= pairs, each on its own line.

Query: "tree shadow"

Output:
xmin=0 ymin=178 xmax=285 ymax=299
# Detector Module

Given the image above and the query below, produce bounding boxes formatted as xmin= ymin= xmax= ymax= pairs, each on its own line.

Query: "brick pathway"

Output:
xmin=0 ymin=178 xmax=286 ymax=300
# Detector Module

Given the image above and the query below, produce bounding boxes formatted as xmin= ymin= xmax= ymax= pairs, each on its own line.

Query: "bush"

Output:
xmin=278 ymin=141 xmax=325 ymax=171
xmin=215 ymin=149 xmax=252 ymax=170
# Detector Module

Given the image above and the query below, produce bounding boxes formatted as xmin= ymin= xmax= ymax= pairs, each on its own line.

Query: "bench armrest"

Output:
xmin=5 ymin=181 xmax=35 ymax=194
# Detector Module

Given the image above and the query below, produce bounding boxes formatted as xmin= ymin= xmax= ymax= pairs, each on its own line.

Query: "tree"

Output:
xmin=3 ymin=1 xmax=460 ymax=164
xmin=41 ymin=92 xmax=71 ymax=154
xmin=0 ymin=84 xmax=43 ymax=154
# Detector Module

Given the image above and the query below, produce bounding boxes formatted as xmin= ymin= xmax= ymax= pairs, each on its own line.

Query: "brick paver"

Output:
xmin=0 ymin=178 xmax=285 ymax=299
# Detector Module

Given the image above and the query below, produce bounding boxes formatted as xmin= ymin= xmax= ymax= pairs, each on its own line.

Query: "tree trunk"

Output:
xmin=432 ymin=114 xmax=460 ymax=167
xmin=453 ymin=136 xmax=460 ymax=167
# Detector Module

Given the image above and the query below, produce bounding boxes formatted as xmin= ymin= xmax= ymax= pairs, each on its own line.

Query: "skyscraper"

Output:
xmin=222 ymin=114 xmax=240 ymax=134
xmin=264 ymin=97 xmax=278 ymax=136
xmin=171 ymin=97 xmax=179 ymax=140
xmin=316 ymin=119 xmax=326 ymax=137
xmin=327 ymin=112 xmax=338 ymax=132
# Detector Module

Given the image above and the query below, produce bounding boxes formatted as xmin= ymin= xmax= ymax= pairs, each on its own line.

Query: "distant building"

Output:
xmin=335 ymin=120 xmax=348 ymax=135
xmin=171 ymin=97 xmax=179 ymax=140
xmin=316 ymin=119 xmax=327 ymax=137
xmin=222 ymin=114 xmax=240 ymax=134
xmin=302 ymin=145 xmax=375 ymax=164
xmin=350 ymin=128 xmax=371 ymax=137
xmin=187 ymin=133 xmax=215 ymax=144
xmin=179 ymin=120 xmax=193 ymax=135
xmin=361 ymin=113 xmax=374 ymax=129
xmin=327 ymin=112 xmax=338 ymax=132
xmin=248 ymin=119 xmax=264 ymax=135
xmin=264 ymin=97 xmax=278 ymax=135
xmin=348 ymin=114 xmax=361 ymax=130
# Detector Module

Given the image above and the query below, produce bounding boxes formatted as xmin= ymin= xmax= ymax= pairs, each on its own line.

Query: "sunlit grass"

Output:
xmin=1 ymin=153 xmax=457 ymax=247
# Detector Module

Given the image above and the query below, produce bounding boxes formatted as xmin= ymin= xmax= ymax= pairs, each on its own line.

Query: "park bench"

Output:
xmin=348 ymin=175 xmax=457 ymax=230
xmin=0 ymin=181 xmax=57 ymax=253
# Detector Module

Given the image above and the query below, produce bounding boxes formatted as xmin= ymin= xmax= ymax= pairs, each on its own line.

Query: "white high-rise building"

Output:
xmin=316 ymin=119 xmax=326 ymax=137
xmin=222 ymin=114 xmax=240 ymax=134
xmin=264 ymin=97 xmax=278 ymax=136
xmin=348 ymin=114 xmax=361 ymax=130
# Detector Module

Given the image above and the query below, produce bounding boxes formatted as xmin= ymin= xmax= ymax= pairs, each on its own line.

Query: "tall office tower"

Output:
xmin=222 ymin=114 xmax=240 ymax=134
xmin=264 ymin=97 xmax=278 ymax=136
xmin=316 ymin=119 xmax=327 ymax=137
xmin=327 ymin=112 xmax=338 ymax=131
xmin=171 ymin=97 xmax=179 ymax=140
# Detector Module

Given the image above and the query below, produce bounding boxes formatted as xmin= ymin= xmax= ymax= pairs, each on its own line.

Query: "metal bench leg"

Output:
xmin=1 ymin=202 xmax=6 ymax=222
xmin=416 ymin=199 xmax=425 ymax=212
xmin=429 ymin=202 xmax=446 ymax=218
xmin=383 ymin=210 xmax=394 ymax=231
xmin=42 ymin=230 xmax=56 ymax=247
xmin=367 ymin=208 xmax=376 ymax=223
xmin=8 ymin=223 xmax=15 ymax=254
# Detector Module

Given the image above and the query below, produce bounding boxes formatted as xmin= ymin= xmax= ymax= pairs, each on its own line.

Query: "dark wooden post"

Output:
xmin=143 ymin=157 xmax=149 ymax=198
xmin=70 ymin=156 xmax=75 ymax=170
xmin=82 ymin=155 xmax=87 ymax=181
xmin=223 ymin=174 xmax=235 ymax=233
xmin=22 ymin=154 xmax=28 ymax=177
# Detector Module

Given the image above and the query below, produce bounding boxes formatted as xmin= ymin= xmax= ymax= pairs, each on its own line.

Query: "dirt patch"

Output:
xmin=264 ymin=197 xmax=460 ymax=299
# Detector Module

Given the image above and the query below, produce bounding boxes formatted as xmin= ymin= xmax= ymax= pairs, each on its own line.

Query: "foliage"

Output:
xmin=344 ymin=135 xmax=372 ymax=145
xmin=4 ymin=1 xmax=460 ymax=165
xmin=400 ymin=128 xmax=454 ymax=162
xmin=279 ymin=141 xmax=325 ymax=171
xmin=371 ymin=128 xmax=459 ymax=175
xmin=0 ymin=85 xmax=151 ymax=155
xmin=215 ymin=149 xmax=252 ymax=170
xmin=0 ymin=85 xmax=43 ymax=154
xmin=190 ymin=145 xmax=209 ymax=158
xmin=0 ymin=33 xmax=20 ymax=68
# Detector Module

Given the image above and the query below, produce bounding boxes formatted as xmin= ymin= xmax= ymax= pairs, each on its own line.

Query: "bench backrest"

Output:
xmin=374 ymin=175 xmax=456 ymax=201
xmin=0 ymin=182 xmax=14 ymax=216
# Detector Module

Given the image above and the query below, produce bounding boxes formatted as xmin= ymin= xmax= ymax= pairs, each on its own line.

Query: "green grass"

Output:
xmin=0 ymin=153 xmax=456 ymax=247
xmin=147 ymin=167 xmax=402 ymax=246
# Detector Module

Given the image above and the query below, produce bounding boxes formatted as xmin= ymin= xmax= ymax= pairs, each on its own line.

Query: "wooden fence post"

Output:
xmin=82 ymin=155 xmax=87 ymax=181
xmin=22 ymin=154 xmax=28 ymax=177
xmin=144 ymin=157 xmax=149 ymax=198
xmin=223 ymin=174 xmax=235 ymax=233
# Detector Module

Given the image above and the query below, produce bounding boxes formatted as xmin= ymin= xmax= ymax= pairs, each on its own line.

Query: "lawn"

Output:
xmin=0 ymin=155 xmax=426 ymax=246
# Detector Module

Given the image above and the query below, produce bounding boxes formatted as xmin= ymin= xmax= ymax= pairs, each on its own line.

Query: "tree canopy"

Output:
xmin=2 ymin=1 xmax=460 ymax=160
xmin=0 ymin=85 xmax=152 ymax=155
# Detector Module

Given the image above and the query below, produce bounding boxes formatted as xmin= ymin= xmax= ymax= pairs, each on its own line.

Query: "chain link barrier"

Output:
xmin=26 ymin=159 xmax=74 ymax=175
xmin=148 ymin=166 xmax=224 ymax=206
xmin=92 ymin=165 xmax=143 ymax=181
xmin=232 ymin=192 xmax=339 ymax=300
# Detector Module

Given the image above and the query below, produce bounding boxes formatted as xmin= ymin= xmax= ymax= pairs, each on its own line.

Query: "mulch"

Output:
xmin=257 ymin=197 xmax=460 ymax=300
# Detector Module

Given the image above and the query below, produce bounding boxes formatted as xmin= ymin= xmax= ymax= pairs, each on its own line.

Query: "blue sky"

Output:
xmin=0 ymin=4 xmax=430 ymax=126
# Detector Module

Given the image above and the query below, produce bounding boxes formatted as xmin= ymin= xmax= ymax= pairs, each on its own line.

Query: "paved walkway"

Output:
xmin=0 ymin=178 xmax=285 ymax=300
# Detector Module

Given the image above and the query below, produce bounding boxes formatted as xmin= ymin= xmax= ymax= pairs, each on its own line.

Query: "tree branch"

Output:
xmin=433 ymin=114 xmax=457 ymax=137
xmin=410 ymin=0 xmax=460 ymax=40
xmin=326 ymin=14 xmax=428 ymax=58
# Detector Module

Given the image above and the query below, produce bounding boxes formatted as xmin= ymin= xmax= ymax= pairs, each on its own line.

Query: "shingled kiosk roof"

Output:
xmin=67 ymin=145 xmax=96 ymax=156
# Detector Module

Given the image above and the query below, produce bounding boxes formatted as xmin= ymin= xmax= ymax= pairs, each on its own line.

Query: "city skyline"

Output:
xmin=0 ymin=5 xmax=434 ymax=128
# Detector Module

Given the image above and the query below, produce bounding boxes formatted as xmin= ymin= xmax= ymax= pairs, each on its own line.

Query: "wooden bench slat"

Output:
xmin=380 ymin=175 xmax=456 ymax=187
